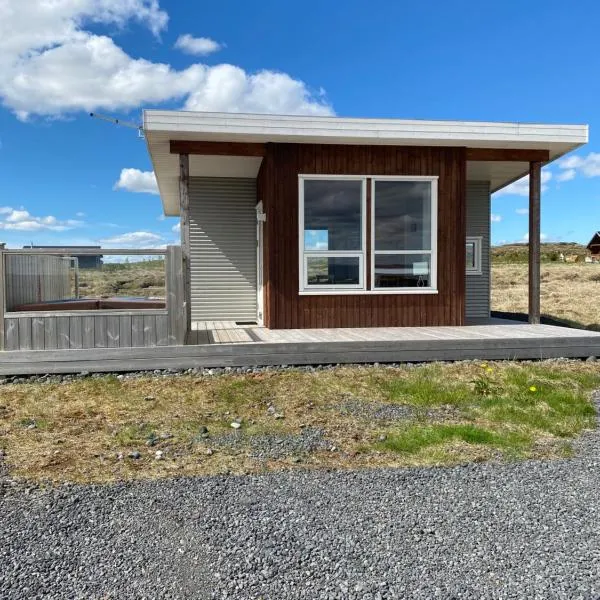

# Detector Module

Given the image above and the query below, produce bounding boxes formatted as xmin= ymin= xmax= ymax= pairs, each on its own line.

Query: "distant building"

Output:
xmin=22 ymin=245 xmax=103 ymax=269
xmin=586 ymin=232 xmax=600 ymax=262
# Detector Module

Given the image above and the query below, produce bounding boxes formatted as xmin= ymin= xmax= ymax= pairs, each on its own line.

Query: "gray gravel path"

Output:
xmin=3 ymin=418 xmax=600 ymax=599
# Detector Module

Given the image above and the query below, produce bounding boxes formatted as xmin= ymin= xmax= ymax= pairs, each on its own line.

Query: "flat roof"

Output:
xmin=144 ymin=110 xmax=589 ymax=215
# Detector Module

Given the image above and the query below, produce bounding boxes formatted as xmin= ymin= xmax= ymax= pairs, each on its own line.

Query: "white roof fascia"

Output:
xmin=144 ymin=110 xmax=588 ymax=149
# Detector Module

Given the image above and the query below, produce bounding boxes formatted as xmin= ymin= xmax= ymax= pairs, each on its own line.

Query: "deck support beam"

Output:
xmin=179 ymin=153 xmax=192 ymax=339
xmin=528 ymin=161 xmax=542 ymax=324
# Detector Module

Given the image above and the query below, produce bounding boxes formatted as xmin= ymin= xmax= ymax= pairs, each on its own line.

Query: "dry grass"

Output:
xmin=0 ymin=362 xmax=597 ymax=484
xmin=76 ymin=259 xmax=165 ymax=299
xmin=492 ymin=263 xmax=600 ymax=330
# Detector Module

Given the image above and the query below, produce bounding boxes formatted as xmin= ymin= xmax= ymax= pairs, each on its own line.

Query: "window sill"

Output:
xmin=299 ymin=289 xmax=439 ymax=296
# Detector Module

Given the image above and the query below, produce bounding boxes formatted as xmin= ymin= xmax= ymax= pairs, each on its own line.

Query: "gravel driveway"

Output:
xmin=3 ymin=423 xmax=600 ymax=599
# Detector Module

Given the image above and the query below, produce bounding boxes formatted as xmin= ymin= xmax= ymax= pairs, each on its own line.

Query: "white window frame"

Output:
xmin=466 ymin=236 xmax=482 ymax=275
xmin=299 ymin=175 xmax=367 ymax=293
xmin=371 ymin=176 xmax=438 ymax=294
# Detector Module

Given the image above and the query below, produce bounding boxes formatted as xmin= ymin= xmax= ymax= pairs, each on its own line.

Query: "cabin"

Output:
xmin=586 ymin=232 xmax=600 ymax=262
xmin=1 ymin=112 xmax=598 ymax=374
xmin=22 ymin=246 xmax=104 ymax=269
xmin=145 ymin=111 xmax=587 ymax=329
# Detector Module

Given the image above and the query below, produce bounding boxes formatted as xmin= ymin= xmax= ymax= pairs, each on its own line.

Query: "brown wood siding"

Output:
xmin=261 ymin=143 xmax=466 ymax=329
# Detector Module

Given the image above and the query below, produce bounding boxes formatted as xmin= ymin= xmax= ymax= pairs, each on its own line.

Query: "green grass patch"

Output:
xmin=381 ymin=424 xmax=532 ymax=456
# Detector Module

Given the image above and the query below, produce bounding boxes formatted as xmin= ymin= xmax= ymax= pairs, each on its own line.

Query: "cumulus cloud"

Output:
xmin=490 ymin=213 xmax=502 ymax=223
xmin=0 ymin=206 xmax=83 ymax=231
xmin=558 ymin=152 xmax=600 ymax=179
xmin=174 ymin=34 xmax=222 ymax=56
xmin=0 ymin=1 xmax=332 ymax=120
xmin=114 ymin=169 xmax=159 ymax=195
xmin=556 ymin=169 xmax=576 ymax=182
xmin=515 ymin=208 xmax=529 ymax=215
xmin=98 ymin=231 xmax=164 ymax=247
xmin=522 ymin=232 xmax=549 ymax=242
xmin=172 ymin=222 xmax=181 ymax=233
xmin=494 ymin=170 xmax=552 ymax=197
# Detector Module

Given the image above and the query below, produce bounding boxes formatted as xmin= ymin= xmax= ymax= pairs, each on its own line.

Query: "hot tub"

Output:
xmin=13 ymin=298 xmax=166 ymax=312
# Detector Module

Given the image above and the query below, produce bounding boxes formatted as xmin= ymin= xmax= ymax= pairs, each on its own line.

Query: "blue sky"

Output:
xmin=0 ymin=0 xmax=599 ymax=248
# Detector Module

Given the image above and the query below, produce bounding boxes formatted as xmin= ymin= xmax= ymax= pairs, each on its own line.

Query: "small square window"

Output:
xmin=466 ymin=237 xmax=482 ymax=275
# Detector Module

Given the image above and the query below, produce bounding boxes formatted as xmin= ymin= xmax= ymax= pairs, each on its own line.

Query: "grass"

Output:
xmin=0 ymin=361 xmax=598 ymax=484
xmin=492 ymin=262 xmax=600 ymax=330
xmin=75 ymin=259 xmax=166 ymax=299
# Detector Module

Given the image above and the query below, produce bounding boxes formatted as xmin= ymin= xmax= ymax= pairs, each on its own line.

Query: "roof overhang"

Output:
xmin=144 ymin=110 xmax=589 ymax=216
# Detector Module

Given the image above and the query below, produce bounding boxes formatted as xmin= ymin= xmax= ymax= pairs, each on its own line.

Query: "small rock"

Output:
xmin=144 ymin=395 xmax=156 ymax=401
xmin=267 ymin=405 xmax=276 ymax=415
xmin=274 ymin=413 xmax=285 ymax=420
xmin=117 ymin=452 xmax=124 ymax=460
xmin=204 ymin=448 xmax=214 ymax=456
xmin=378 ymin=434 xmax=387 ymax=442
xmin=230 ymin=422 xmax=242 ymax=430
xmin=128 ymin=451 xmax=141 ymax=460
xmin=155 ymin=450 xmax=164 ymax=460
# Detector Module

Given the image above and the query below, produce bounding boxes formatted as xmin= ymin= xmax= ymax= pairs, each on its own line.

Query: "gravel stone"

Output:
xmin=211 ymin=426 xmax=329 ymax=460
xmin=2 ymin=382 xmax=600 ymax=598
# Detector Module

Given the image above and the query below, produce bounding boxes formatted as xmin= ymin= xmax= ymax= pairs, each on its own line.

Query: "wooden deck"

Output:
xmin=1 ymin=320 xmax=599 ymax=376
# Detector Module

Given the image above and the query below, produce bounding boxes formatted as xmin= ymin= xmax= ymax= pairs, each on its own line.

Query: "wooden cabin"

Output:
xmin=145 ymin=111 xmax=588 ymax=329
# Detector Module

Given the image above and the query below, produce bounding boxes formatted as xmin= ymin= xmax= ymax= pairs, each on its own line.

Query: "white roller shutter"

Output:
xmin=189 ymin=177 xmax=257 ymax=322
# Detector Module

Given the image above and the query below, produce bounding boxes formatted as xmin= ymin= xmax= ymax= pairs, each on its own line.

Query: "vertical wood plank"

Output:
xmin=106 ymin=316 xmax=120 ymax=348
xmin=156 ymin=315 xmax=168 ymax=346
xmin=57 ymin=317 xmax=70 ymax=349
xmin=0 ymin=246 xmax=5 ymax=350
xmin=529 ymin=161 xmax=541 ymax=324
xmin=5 ymin=318 xmax=18 ymax=351
xmin=94 ymin=315 xmax=108 ymax=348
xmin=32 ymin=317 xmax=45 ymax=350
xmin=69 ymin=317 xmax=83 ymax=349
xmin=82 ymin=316 xmax=95 ymax=348
xmin=132 ymin=315 xmax=144 ymax=347
xmin=143 ymin=314 xmax=157 ymax=347
xmin=44 ymin=317 xmax=58 ymax=350
xmin=120 ymin=315 xmax=132 ymax=347
xmin=179 ymin=154 xmax=192 ymax=340
xmin=18 ymin=317 xmax=32 ymax=350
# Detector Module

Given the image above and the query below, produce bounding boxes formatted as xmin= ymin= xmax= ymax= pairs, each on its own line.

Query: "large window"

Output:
xmin=298 ymin=175 xmax=437 ymax=294
xmin=372 ymin=177 xmax=437 ymax=291
xmin=299 ymin=177 xmax=366 ymax=291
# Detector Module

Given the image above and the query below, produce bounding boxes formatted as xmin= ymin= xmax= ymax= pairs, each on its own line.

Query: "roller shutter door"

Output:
xmin=189 ymin=177 xmax=257 ymax=322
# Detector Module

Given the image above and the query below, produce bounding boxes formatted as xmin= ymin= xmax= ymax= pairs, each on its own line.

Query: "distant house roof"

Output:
xmin=587 ymin=233 xmax=600 ymax=250
xmin=22 ymin=245 xmax=101 ymax=250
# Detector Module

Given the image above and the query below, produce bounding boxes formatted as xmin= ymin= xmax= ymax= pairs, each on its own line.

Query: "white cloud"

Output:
xmin=114 ymin=169 xmax=159 ymax=195
xmin=494 ymin=170 xmax=552 ymax=197
xmin=0 ymin=206 xmax=83 ymax=231
xmin=558 ymin=152 xmax=600 ymax=178
xmin=515 ymin=208 xmax=529 ymax=215
xmin=0 ymin=1 xmax=332 ymax=120
xmin=522 ymin=232 xmax=549 ymax=242
xmin=556 ymin=169 xmax=576 ymax=182
xmin=490 ymin=213 xmax=502 ymax=223
xmin=75 ymin=211 xmax=86 ymax=217
xmin=172 ymin=222 xmax=181 ymax=233
xmin=174 ymin=34 xmax=222 ymax=56
xmin=182 ymin=65 xmax=332 ymax=115
xmin=98 ymin=231 xmax=164 ymax=247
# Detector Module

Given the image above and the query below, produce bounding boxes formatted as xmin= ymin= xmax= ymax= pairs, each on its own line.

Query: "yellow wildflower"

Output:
xmin=485 ymin=367 xmax=493 ymax=374
xmin=529 ymin=385 xmax=537 ymax=392
xmin=480 ymin=363 xmax=488 ymax=369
